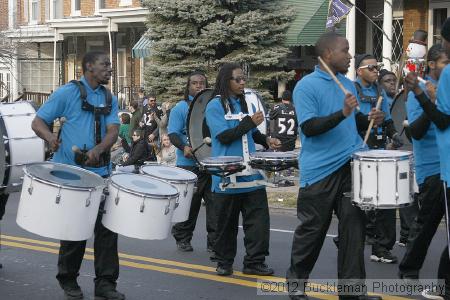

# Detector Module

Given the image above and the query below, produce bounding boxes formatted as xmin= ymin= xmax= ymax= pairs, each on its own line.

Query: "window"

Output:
xmin=119 ymin=0 xmax=133 ymax=6
xmin=30 ymin=0 xmax=39 ymax=23
xmin=19 ymin=60 xmax=60 ymax=93
xmin=50 ymin=0 xmax=63 ymax=19
xmin=71 ymin=0 xmax=81 ymax=16
xmin=95 ymin=0 xmax=106 ymax=14
xmin=433 ymin=8 xmax=447 ymax=44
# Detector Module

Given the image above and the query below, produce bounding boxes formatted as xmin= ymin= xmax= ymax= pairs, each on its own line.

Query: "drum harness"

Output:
xmin=70 ymin=80 xmax=112 ymax=168
xmin=220 ymin=95 xmax=270 ymax=191
xmin=354 ymin=82 xmax=388 ymax=148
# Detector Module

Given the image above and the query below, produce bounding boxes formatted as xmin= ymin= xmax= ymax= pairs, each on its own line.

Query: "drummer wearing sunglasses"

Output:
xmin=354 ymin=53 xmax=403 ymax=266
xmin=204 ymin=63 xmax=281 ymax=277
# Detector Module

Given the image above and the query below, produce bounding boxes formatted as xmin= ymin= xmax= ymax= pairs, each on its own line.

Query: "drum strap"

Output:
xmin=70 ymin=80 xmax=112 ymax=166
xmin=354 ymin=82 xmax=382 ymax=107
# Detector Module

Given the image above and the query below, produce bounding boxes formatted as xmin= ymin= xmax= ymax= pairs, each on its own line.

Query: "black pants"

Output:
xmin=56 ymin=196 xmax=119 ymax=292
xmin=399 ymin=199 xmax=419 ymax=242
xmin=399 ymin=175 xmax=444 ymax=276
xmin=0 ymin=193 xmax=9 ymax=220
xmin=287 ymin=162 xmax=366 ymax=293
xmin=172 ymin=166 xmax=216 ymax=248
xmin=212 ymin=188 xmax=270 ymax=267
xmin=366 ymin=209 xmax=396 ymax=252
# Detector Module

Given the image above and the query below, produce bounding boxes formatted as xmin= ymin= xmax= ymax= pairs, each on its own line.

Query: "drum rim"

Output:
xmin=23 ymin=162 xmax=105 ymax=191
xmin=352 ymin=150 xmax=412 ymax=161
xmin=200 ymin=156 xmax=244 ymax=167
xmin=139 ymin=165 xmax=197 ymax=183
xmin=109 ymin=173 xmax=179 ymax=199
xmin=249 ymin=152 xmax=298 ymax=160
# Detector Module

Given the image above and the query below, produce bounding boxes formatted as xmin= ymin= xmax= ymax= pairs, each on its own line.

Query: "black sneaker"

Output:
xmin=176 ymin=241 xmax=193 ymax=252
xmin=216 ymin=264 xmax=233 ymax=276
xmin=94 ymin=289 xmax=125 ymax=300
xmin=60 ymin=282 xmax=84 ymax=300
xmin=398 ymin=271 xmax=419 ymax=282
xmin=370 ymin=249 xmax=397 ymax=264
xmin=242 ymin=263 xmax=274 ymax=276
xmin=289 ymin=294 xmax=309 ymax=300
xmin=422 ymin=287 xmax=444 ymax=300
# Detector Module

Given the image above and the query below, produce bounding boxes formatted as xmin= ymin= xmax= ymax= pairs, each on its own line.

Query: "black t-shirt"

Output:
xmin=141 ymin=105 xmax=163 ymax=136
xmin=269 ymin=102 xmax=298 ymax=151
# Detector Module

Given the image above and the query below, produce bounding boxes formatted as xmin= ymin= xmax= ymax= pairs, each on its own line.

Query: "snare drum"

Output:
xmin=352 ymin=150 xmax=414 ymax=210
xmin=199 ymin=156 xmax=245 ymax=176
xmin=102 ymin=173 xmax=179 ymax=240
xmin=17 ymin=162 xmax=105 ymax=241
xmin=249 ymin=151 xmax=298 ymax=172
xmin=0 ymin=102 xmax=45 ymax=191
xmin=140 ymin=165 xmax=197 ymax=223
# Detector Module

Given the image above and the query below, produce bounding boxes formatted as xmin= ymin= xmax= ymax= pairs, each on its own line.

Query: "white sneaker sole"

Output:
xmin=370 ymin=254 xmax=396 ymax=264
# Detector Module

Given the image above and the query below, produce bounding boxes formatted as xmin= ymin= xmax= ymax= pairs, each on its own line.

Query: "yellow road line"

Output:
xmin=1 ymin=240 xmax=335 ymax=300
xmin=1 ymin=235 xmax=412 ymax=300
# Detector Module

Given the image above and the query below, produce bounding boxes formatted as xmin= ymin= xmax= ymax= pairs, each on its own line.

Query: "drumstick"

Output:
xmin=57 ymin=117 xmax=66 ymax=141
xmin=363 ymin=95 xmax=383 ymax=145
xmin=192 ymin=137 xmax=212 ymax=154
xmin=318 ymin=56 xmax=360 ymax=111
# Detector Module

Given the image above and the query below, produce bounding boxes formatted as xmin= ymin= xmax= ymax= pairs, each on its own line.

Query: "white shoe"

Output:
xmin=422 ymin=287 xmax=444 ymax=300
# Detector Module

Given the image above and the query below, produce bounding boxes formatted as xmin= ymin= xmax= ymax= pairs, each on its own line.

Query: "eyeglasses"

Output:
xmin=230 ymin=76 xmax=247 ymax=83
xmin=132 ymin=134 xmax=139 ymax=137
xmin=359 ymin=64 xmax=382 ymax=72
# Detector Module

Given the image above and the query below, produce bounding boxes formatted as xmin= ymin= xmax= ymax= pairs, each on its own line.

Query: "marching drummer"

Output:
xmin=204 ymin=62 xmax=281 ymax=276
xmin=404 ymin=18 xmax=450 ymax=298
xmin=286 ymin=32 xmax=384 ymax=300
xmin=353 ymin=53 xmax=404 ymax=265
xmin=167 ymin=71 xmax=217 ymax=253
xmin=400 ymin=44 xmax=449 ymax=293
xmin=31 ymin=51 xmax=124 ymax=300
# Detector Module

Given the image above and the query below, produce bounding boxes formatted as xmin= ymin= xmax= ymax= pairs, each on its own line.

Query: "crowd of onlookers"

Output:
xmin=111 ymin=90 xmax=176 ymax=170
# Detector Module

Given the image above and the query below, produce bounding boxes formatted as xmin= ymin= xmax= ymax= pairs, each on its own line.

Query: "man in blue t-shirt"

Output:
xmin=403 ymin=20 xmax=450 ymax=298
xmin=205 ymin=63 xmax=281 ymax=277
xmin=354 ymin=54 xmax=402 ymax=265
xmin=286 ymin=32 xmax=384 ymax=300
xmin=400 ymin=44 xmax=449 ymax=288
xmin=167 ymin=71 xmax=217 ymax=253
xmin=31 ymin=52 xmax=124 ymax=300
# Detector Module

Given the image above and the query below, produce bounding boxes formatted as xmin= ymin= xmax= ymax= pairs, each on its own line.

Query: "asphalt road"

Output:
xmin=0 ymin=192 xmax=448 ymax=300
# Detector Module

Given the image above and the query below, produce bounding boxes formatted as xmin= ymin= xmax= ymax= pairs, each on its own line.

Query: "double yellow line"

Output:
xmin=1 ymin=234 xmax=410 ymax=300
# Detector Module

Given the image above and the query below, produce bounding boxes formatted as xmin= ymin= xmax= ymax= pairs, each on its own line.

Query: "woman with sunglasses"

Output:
xmin=120 ymin=129 xmax=155 ymax=172
xmin=204 ymin=63 xmax=281 ymax=277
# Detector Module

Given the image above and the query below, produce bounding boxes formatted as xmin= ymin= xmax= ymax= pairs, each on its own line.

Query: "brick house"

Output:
xmin=282 ymin=0 xmax=449 ymax=94
xmin=1 ymin=0 xmax=148 ymax=104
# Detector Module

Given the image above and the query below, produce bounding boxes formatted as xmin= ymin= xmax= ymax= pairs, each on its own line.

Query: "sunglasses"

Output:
xmin=230 ymin=76 xmax=247 ymax=83
xmin=359 ymin=64 xmax=382 ymax=72
xmin=132 ymin=134 xmax=139 ymax=137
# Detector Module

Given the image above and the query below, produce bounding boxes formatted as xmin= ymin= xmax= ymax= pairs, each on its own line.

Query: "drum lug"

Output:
xmin=140 ymin=200 xmax=145 ymax=213
xmin=183 ymin=183 xmax=188 ymax=198
xmin=115 ymin=195 xmax=120 ymax=205
xmin=55 ymin=187 xmax=62 ymax=204
xmin=164 ymin=199 xmax=171 ymax=215
xmin=28 ymin=181 xmax=33 ymax=195
xmin=85 ymin=191 xmax=92 ymax=207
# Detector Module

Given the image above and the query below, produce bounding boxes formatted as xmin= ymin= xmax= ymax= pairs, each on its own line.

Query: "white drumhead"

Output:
xmin=25 ymin=162 xmax=104 ymax=189
xmin=353 ymin=150 xmax=412 ymax=160
xmin=110 ymin=173 xmax=178 ymax=198
xmin=201 ymin=156 xmax=243 ymax=166
xmin=141 ymin=165 xmax=197 ymax=183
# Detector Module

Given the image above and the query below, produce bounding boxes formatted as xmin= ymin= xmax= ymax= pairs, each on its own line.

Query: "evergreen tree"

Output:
xmin=141 ymin=0 xmax=294 ymax=102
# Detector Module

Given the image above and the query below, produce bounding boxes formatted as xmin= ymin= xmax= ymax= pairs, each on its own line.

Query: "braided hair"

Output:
xmin=212 ymin=62 xmax=248 ymax=114
xmin=183 ymin=70 xmax=208 ymax=101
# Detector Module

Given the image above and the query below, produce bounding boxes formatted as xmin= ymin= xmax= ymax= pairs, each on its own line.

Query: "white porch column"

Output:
xmin=382 ymin=0 xmax=393 ymax=71
xmin=346 ymin=5 xmax=356 ymax=80
xmin=11 ymin=47 xmax=19 ymax=101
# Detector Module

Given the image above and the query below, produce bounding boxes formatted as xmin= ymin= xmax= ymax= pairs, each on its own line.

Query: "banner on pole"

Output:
xmin=326 ymin=0 xmax=353 ymax=29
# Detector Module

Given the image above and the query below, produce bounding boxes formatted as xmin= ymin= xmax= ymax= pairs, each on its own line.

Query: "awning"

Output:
xmin=132 ymin=35 xmax=152 ymax=58
xmin=284 ymin=0 xmax=346 ymax=47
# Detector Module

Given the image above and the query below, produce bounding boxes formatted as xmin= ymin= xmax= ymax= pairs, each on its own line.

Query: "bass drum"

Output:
xmin=0 ymin=101 xmax=46 ymax=192
xmin=390 ymin=90 xmax=412 ymax=151
xmin=187 ymin=88 xmax=267 ymax=163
